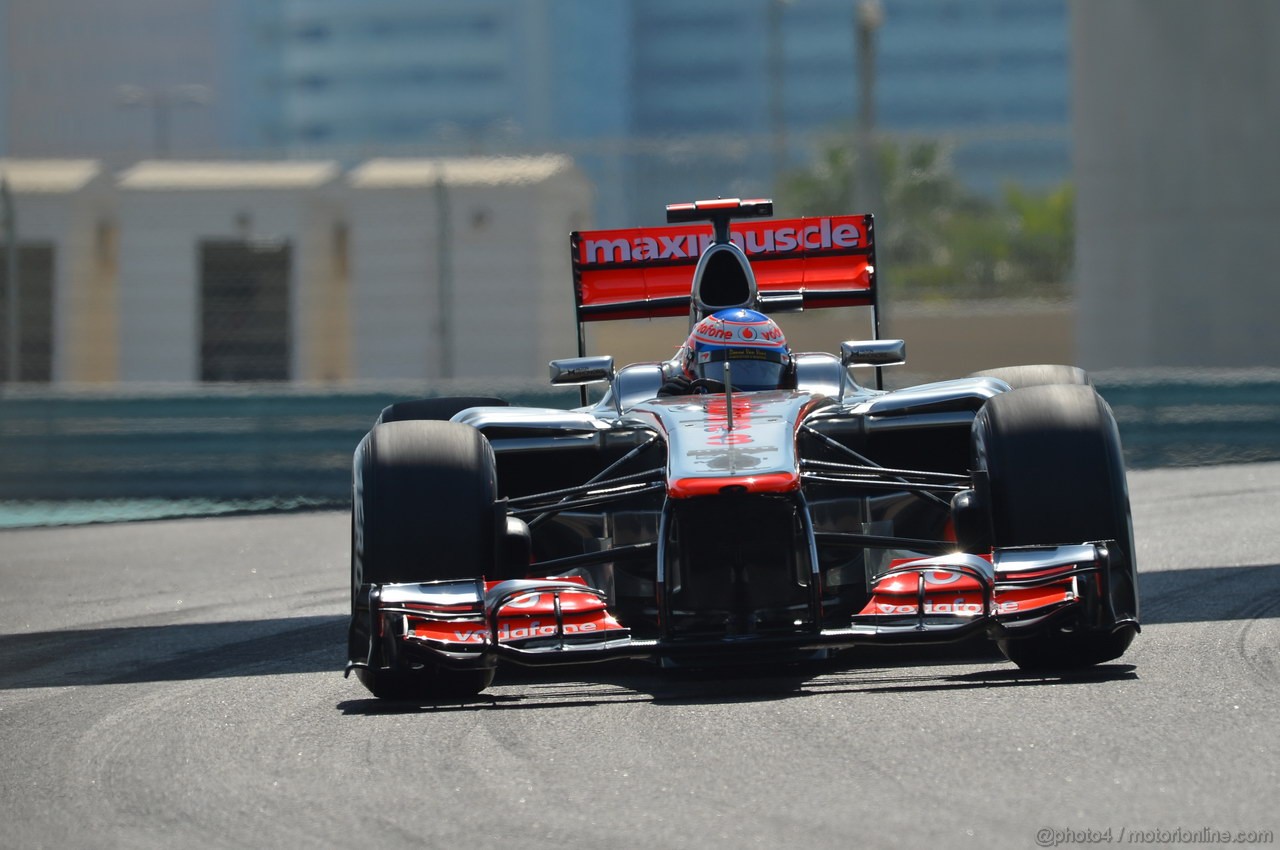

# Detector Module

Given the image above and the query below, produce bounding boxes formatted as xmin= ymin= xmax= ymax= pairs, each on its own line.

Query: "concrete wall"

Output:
xmin=9 ymin=153 xmax=1081 ymax=386
xmin=1072 ymin=1 xmax=1280 ymax=369
xmin=4 ymin=157 xmax=590 ymax=386
xmin=346 ymin=183 xmax=444 ymax=381
xmin=347 ymin=162 xmax=590 ymax=381
xmin=116 ymin=184 xmax=341 ymax=382
xmin=6 ymin=371 xmax=1278 ymax=506
xmin=0 ymin=162 xmax=117 ymax=382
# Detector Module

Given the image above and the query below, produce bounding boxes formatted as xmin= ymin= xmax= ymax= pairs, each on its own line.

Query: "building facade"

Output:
xmin=1 ymin=0 xmax=1070 ymax=222
xmin=1072 ymin=0 xmax=1280 ymax=369
xmin=0 ymin=156 xmax=591 ymax=385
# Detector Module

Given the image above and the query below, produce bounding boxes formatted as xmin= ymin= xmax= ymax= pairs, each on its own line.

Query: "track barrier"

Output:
xmin=1 ymin=371 xmax=1277 ymax=504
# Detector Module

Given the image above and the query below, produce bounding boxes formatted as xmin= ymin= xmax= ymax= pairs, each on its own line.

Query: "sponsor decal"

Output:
xmin=702 ymin=396 xmax=757 ymax=447
xmin=412 ymin=613 xmax=624 ymax=645
xmin=869 ymin=598 xmax=1018 ymax=616
xmin=452 ymin=619 xmax=602 ymax=643
xmin=579 ymin=217 xmax=863 ymax=266
xmin=573 ymin=215 xmax=875 ymax=322
xmin=859 ymin=580 xmax=1076 ymax=618
xmin=692 ymin=317 xmax=787 ymax=348
xmin=666 ymin=394 xmax=806 ymax=497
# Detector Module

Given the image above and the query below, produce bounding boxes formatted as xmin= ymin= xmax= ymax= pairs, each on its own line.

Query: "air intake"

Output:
xmin=692 ymin=242 xmax=757 ymax=319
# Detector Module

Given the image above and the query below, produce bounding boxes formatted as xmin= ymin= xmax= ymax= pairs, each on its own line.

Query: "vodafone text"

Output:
xmin=874 ymin=598 xmax=1023 ymax=615
xmin=698 ymin=324 xmax=784 ymax=342
xmin=451 ymin=620 xmax=603 ymax=643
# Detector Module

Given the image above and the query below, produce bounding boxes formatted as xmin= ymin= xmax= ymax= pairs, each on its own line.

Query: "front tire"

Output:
xmin=973 ymin=384 xmax=1139 ymax=669
xmin=350 ymin=420 xmax=499 ymax=700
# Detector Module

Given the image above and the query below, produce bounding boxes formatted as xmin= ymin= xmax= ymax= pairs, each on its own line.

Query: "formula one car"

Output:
xmin=346 ymin=198 xmax=1139 ymax=701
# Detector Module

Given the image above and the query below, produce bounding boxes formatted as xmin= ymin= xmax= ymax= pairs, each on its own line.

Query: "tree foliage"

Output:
xmin=777 ymin=139 xmax=1073 ymax=300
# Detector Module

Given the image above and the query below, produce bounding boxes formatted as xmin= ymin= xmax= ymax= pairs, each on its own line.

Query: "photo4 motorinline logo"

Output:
xmin=1035 ymin=826 xmax=1275 ymax=847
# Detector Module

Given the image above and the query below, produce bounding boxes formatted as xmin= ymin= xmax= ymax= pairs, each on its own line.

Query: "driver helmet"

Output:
xmin=682 ymin=308 xmax=792 ymax=390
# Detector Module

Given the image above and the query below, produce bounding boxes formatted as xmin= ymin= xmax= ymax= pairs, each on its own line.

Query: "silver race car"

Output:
xmin=346 ymin=199 xmax=1139 ymax=700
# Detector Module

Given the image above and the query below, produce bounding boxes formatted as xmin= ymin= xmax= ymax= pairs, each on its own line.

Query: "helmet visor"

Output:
xmin=695 ymin=348 xmax=786 ymax=390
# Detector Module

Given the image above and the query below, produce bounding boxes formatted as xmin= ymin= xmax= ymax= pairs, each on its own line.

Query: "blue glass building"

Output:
xmin=1 ymin=0 xmax=1070 ymax=221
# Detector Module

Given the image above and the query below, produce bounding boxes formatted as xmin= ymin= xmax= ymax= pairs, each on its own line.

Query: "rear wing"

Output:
xmin=570 ymin=212 xmax=878 ymax=328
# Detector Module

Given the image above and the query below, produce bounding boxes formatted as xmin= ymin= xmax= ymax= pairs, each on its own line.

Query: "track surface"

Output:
xmin=2 ymin=464 xmax=1278 ymax=850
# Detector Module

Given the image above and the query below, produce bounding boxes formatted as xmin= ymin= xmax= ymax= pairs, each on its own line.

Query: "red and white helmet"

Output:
xmin=680 ymin=308 xmax=792 ymax=390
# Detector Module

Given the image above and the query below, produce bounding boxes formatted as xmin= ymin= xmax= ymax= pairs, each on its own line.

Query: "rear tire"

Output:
xmin=376 ymin=395 xmax=507 ymax=424
xmin=973 ymin=384 xmax=1139 ymax=670
xmin=350 ymin=420 xmax=499 ymax=700
xmin=969 ymin=364 xmax=1091 ymax=389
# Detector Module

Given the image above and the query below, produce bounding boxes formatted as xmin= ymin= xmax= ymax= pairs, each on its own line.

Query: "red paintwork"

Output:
xmin=858 ymin=555 xmax=1076 ymax=618
xmin=572 ymin=215 xmax=875 ymax=323
xmin=405 ymin=577 xmax=626 ymax=647
xmin=667 ymin=471 xmax=801 ymax=498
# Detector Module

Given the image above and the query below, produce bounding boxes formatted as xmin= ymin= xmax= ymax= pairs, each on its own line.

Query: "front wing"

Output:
xmin=346 ymin=543 xmax=1125 ymax=676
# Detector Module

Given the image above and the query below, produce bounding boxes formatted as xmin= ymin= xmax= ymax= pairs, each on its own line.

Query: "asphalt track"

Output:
xmin=1 ymin=463 xmax=1277 ymax=850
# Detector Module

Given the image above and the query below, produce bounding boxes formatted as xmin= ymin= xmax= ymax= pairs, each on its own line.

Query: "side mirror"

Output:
xmin=840 ymin=339 xmax=906 ymax=368
xmin=838 ymin=339 xmax=906 ymax=401
xmin=549 ymin=355 xmax=615 ymax=386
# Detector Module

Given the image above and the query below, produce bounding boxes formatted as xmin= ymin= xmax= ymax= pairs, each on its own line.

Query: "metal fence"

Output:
xmin=1095 ymin=370 xmax=1280 ymax=469
xmin=0 ymin=383 xmax=579 ymax=504
xmin=1 ymin=372 xmax=1277 ymax=509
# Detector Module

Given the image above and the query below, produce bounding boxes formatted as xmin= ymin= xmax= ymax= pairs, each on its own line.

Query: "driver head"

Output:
xmin=682 ymin=308 xmax=792 ymax=390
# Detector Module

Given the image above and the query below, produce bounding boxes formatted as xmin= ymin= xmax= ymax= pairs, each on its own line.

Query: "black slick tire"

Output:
xmin=973 ymin=384 xmax=1139 ymax=669
xmin=350 ymin=420 xmax=499 ymax=700
xmin=969 ymin=364 xmax=1091 ymax=389
xmin=376 ymin=396 xmax=508 ymax=424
